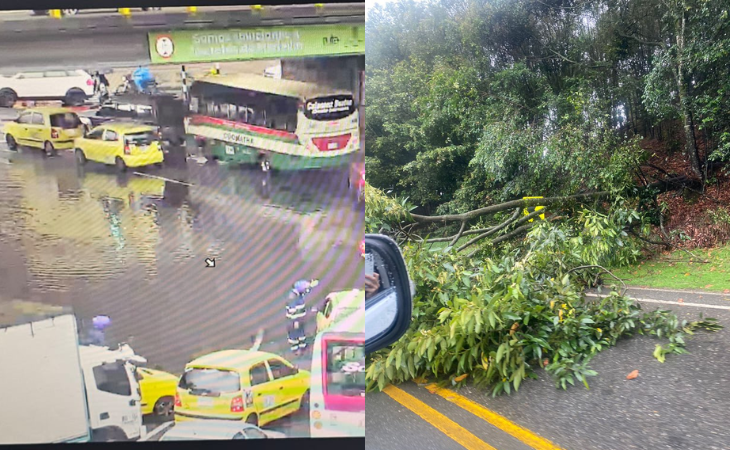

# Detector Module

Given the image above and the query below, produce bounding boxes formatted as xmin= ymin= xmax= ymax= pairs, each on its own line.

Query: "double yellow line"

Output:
xmin=382 ymin=384 xmax=563 ymax=450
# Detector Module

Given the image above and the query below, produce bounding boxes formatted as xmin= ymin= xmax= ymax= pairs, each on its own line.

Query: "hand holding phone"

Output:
xmin=365 ymin=253 xmax=374 ymax=277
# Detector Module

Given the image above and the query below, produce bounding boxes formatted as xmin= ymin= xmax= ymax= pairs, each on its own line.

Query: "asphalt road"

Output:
xmin=367 ymin=287 xmax=730 ymax=450
xmin=0 ymin=124 xmax=363 ymax=438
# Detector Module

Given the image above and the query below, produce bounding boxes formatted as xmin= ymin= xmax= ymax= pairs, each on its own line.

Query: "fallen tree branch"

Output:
xmin=411 ymin=191 xmax=610 ymax=224
xmin=567 ymin=264 xmax=627 ymax=296
xmin=491 ymin=223 xmax=533 ymax=246
xmin=625 ymin=226 xmax=671 ymax=250
xmin=450 ymin=221 xmax=468 ymax=247
xmin=454 ymin=207 xmax=520 ymax=252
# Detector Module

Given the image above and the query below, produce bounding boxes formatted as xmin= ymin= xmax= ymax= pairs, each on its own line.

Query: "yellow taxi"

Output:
xmin=3 ymin=107 xmax=85 ymax=156
xmin=174 ymin=350 xmax=310 ymax=427
xmin=74 ymin=122 xmax=164 ymax=172
xmin=315 ymin=289 xmax=364 ymax=334
xmin=135 ymin=368 xmax=179 ymax=418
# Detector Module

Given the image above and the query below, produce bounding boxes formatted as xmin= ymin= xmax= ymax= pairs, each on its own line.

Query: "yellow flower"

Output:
xmin=561 ymin=303 xmax=568 ymax=309
xmin=502 ymin=377 xmax=507 ymax=382
xmin=597 ymin=328 xmax=602 ymax=333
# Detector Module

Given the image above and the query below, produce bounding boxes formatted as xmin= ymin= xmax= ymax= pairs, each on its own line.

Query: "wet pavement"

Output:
xmin=0 ymin=137 xmax=363 ymax=437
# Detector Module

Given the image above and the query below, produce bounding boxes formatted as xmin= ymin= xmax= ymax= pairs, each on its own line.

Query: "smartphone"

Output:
xmin=365 ymin=253 xmax=374 ymax=277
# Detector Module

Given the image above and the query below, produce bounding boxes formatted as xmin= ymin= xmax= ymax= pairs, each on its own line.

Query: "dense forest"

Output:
xmin=364 ymin=0 xmax=728 ymax=394
xmin=367 ymin=0 xmax=730 ymax=220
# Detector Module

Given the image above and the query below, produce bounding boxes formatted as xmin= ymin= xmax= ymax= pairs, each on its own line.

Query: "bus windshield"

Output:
xmin=325 ymin=341 xmax=365 ymax=397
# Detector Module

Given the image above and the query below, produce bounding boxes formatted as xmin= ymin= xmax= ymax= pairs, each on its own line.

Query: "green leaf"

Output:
xmin=514 ymin=370 xmax=523 ymax=391
xmin=428 ymin=341 xmax=436 ymax=361
xmin=653 ymin=344 xmax=666 ymax=363
xmin=496 ymin=342 xmax=507 ymax=363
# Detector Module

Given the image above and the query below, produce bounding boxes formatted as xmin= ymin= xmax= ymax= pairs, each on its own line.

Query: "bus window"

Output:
xmin=225 ymin=104 xmax=237 ymax=121
xmin=266 ymin=96 xmax=298 ymax=132
xmin=189 ymin=97 xmax=199 ymax=114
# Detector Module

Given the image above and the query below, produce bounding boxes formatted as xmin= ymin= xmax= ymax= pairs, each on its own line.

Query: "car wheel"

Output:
xmin=115 ymin=157 xmax=127 ymax=173
xmin=62 ymin=9 xmax=79 ymax=15
xmin=0 ymin=88 xmax=17 ymax=108
xmin=75 ymin=149 xmax=86 ymax=165
xmin=64 ymin=88 xmax=86 ymax=107
xmin=153 ymin=397 xmax=174 ymax=420
xmin=6 ymin=134 xmax=17 ymax=151
xmin=245 ymin=414 xmax=258 ymax=426
xmin=44 ymin=141 xmax=56 ymax=157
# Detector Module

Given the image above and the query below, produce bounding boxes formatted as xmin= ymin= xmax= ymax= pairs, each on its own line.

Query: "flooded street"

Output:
xmin=0 ymin=143 xmax=364 ymax=381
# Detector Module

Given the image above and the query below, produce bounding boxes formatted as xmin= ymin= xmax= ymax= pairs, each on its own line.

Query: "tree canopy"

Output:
xmin=366 ymin=0 xmax=730 ymax=214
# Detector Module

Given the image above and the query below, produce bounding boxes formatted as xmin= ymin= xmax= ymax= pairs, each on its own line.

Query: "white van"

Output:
xmin=309 ymin=291 xmax=365 ymax=437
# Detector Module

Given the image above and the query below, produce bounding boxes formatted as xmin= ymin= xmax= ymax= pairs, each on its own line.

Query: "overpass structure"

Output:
xmin=0 ymin=4 xmax=364 ymax=73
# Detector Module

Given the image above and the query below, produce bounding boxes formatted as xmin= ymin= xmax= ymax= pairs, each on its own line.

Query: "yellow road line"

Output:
xmin=425 ymin=384 xmax=564 ymax=450
xmin=383 ymin=385 xmax=496 ymax=450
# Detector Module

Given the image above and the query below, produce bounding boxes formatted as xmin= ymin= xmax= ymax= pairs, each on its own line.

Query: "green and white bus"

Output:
xmin=185 ymin=73 xmax=360 ymax=170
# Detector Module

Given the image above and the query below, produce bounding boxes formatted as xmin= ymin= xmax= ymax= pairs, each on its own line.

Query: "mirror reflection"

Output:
xmin=364 ymin=244 xmax=400 ymax=342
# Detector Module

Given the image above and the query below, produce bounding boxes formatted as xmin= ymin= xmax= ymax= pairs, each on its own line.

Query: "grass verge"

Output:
xmin=612 ymin=244 xmax=730 ymax=293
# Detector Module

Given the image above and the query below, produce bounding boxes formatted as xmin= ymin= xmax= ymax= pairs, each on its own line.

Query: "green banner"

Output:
xmin=148 ymin=24 xmax=364 ymax=64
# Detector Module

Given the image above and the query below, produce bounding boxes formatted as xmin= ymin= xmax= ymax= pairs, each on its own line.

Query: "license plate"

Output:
xmin=197 ymin=397 xmax=214 ymax=407
xmin=67 ymin=130 xmax=79 ymax=137
xmin=327 ymin=142 xmax=339 ymax=150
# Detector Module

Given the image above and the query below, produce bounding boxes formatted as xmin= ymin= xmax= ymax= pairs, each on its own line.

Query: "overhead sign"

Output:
xmin=148 ymin=24 xmax=364 ymax=64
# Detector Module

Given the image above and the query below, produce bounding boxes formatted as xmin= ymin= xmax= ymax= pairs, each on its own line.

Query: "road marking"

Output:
xmin=133 ymin=172 xmax=194 ymax=186
xmin=585 ymin=293 xmax=730 ymax=311
xmin=382 ymin=385 xmax=497 ymax=450
xmin=424 ymin=384 xmax=564 ymax=450
xmin=621 ymin=286 xmax=728 ymax=296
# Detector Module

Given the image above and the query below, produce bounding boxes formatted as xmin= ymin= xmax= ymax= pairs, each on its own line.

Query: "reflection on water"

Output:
xmin=0 ymin=155 xmax=363 ymax=373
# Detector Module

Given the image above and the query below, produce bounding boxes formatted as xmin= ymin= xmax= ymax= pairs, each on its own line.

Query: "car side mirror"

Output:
xmin=365 ymin=234 xmax=414 ymax=354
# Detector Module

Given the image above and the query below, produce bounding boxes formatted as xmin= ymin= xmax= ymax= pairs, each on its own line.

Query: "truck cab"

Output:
xmin=78 ymin=344 xmax=147 ymax=442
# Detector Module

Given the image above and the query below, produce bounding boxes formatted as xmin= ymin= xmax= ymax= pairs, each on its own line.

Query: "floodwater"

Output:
xmin=0 ymin=145 xmax=364 ymax=375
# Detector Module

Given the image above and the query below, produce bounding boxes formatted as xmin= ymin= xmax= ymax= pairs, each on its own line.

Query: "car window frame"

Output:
xmin=31 ymin=113 xmax=45 ymax=126
xmin=103 ymin=129 xmax=119 ymax=142
xmin=86 ymin=128 xmax=105 ymax=140
xmin=248 ymin=362 xmax=270 ymax=386
xmin=17 ymin=113 xmax=32 ymax=124
xmin=266 ymin=358 xmax=295 ymax=380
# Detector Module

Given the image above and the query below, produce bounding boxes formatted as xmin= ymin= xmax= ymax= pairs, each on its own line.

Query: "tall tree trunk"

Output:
xmin=675 ymin=9 xmax=703 ymax=179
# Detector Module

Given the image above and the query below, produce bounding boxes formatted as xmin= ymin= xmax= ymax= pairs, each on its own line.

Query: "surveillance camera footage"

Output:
xmin=0 ymin=4 xmax=365 ymax=444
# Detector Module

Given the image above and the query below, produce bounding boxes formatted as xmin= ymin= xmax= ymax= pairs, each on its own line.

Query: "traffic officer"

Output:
xmin=285 ymin=279 xmax=318 ymax=355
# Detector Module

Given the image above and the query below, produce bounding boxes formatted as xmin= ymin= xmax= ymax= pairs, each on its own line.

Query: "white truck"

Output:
xmin=0 ymin=302 xmax=147 ymax=444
